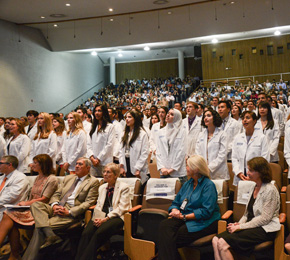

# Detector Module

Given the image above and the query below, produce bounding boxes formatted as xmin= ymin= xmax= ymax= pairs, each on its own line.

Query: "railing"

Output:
xmin=200 ymin=72 xmax=290 ymax=87
xmin=56 ymin=81 xmax=103 ymax=113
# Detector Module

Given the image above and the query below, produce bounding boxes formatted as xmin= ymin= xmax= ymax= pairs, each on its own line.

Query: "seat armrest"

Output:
xmin=283 ymin=169 xmax=288 ymax=173
xmin=89 ymin=205 xmax=96 ymax=210
xmin=218 ymin=220 xmax=227 ymax=234
xmin=221 ymin=210 xmax=233 ymax=220
xmin=84 ymin=210 xmax=92 ymax=226
xmin=279 ymin=213 xmax=286 ymax=224
xmin=128 ymin=205 xmax=142 ymax=213
xmin=281 ymin=186 xmax=287 ymax=193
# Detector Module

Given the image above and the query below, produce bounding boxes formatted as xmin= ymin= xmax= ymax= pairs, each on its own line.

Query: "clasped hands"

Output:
xmin=169 ymin=209 xmax=183 ymax=219
xmin=93 ymin=217 xmax=108 ymax=227
xmin=161 ymin=168 xmax=174 ymax=176
xmin=227 ymin=222 xmax=240 ymax=233
xmin=53 ymin=205 xmax=70 ymax=217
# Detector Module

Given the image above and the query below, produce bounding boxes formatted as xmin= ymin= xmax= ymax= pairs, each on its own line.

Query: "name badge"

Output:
xmin=180 ymin=199 xmax=188 ymax=210
xmin=237 ymin=142 xmax=243 ymax=146
xmin=108 ymin=207 xmax=113 ymax=213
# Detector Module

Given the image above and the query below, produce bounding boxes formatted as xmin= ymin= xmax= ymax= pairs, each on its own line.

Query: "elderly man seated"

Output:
xmin=22 ymin=157 xmax=99 ymax=260
xmin=0 ymin=155 xmax=29 ymax=220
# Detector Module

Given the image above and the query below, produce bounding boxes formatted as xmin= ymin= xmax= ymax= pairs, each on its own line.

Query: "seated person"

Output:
xmin=213 ymin=157 xmax=280 ymax=260
xmin=75 ymin=163 xmax=131 ymax=260
xmin=22 ymin=157 xmax=99 ymax=260
xmin=0 ymin=154 xmax=58 ymax=260
xmin=157 ymin=155 xmax=221 ymax=260
xmin=0 ymin=155 xmax=29 ymax=221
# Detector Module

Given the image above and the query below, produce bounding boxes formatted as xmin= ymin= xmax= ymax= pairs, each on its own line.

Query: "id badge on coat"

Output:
xmin=108 ymin=207 xmax=113 ymax=213
xmin=180 ymin=199 xmax=188 ymax=210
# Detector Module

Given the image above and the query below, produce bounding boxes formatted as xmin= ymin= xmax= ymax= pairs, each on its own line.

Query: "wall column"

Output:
xmin=110 ymin=56 xmax=116 ymax=84
xmin=178 ymin=50 xmax=184 ymax=80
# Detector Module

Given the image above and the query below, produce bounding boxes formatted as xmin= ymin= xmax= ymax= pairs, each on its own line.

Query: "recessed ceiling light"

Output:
xmin=153 ymin=0 xmax=169 ymax=5
xmin=118 ymin=53 xmax=123 ymax=57
xmin=66 ymin=3 xmax=71 ymax=6
xmin=109 ymin=8 xmax=113 ymax=12
xmin=230 ymin=1 xmax=235 ymax=4
xmin=212 ymin=38 xmax=218 ymax=43
xmin=274 ymin=30 xmax=281 ymax=36
xmin=40 ymin=16 xmax=45 ymax=19
xmin=91 ymin=51 xmax=97 ymax=56
xmin=109 ymin=18 xmax=114 ymax=22
xmin=53 ymin=24 xmax=58 ymax=27
xmin=144 ymin=46 xmax=150 ymax=51
xmin=167 ymin=11 xmax=172 ymax=15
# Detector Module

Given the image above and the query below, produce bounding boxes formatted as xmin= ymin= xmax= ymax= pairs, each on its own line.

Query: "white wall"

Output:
xmin=0 ymin=19 xmax=104 ymax=117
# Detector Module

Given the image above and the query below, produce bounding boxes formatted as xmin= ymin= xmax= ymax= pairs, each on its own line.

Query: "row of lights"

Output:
xmin=211 ymin=30 xmax=282 ymax=44
xmin=90 ymin=46 xmax=151 ymax=57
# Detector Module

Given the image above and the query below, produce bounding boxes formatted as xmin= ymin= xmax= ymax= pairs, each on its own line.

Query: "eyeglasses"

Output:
xmin=0 ymin=162 xmax=10 ymax=165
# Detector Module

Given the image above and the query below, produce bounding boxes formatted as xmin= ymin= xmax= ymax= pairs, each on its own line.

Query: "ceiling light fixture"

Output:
xmin=109 ymin=18 xmax=114 ymax=22
xmin=50 ymin=14 xmax=66 ymax=18
xmin=168 ymin=11 xmax=172 ymax=15
xmin=230 ymin=1 xmax=235 ymax=4
xmin=153 ymin=0 xmax=169 ymax=5
xmin=53 ymin=24 xmax=58 ymax=27
xmin=109 ymin=8 xmax=113 ymax=12
xmin=212 ymin=38 xmax=218 ymax=43
xmin=91 ymin=51 xmax=97 ymax=56
xmin=118 ymin=53 xmax=123 ymax=57
xmin=144 ymin=46 xmax=150 ymax=51
xmin=40 ymin=16 xmax=45 ymax=19
xmin=66 ymin=3 xmax=71 ymax=6
xmin=274 ymin=30 xmax=281 ymax=36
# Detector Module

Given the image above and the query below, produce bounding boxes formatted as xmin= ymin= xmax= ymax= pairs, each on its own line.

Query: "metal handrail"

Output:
xmin=55 ymin=80 xmax=103 ymax=113
xmin=200 ymin=72 xmax=290 ymax=85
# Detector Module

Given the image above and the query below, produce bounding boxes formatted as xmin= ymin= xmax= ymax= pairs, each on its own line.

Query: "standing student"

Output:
xmin=256 ymin=102 xmax=279 ymax=163
xmin=156 ymin=109 xmax=187 ymax=184
xmin=231 ymin=111 xmax=269 ymax=186
xmin=119 ymin=110 xmax=149 ymax=184
xmin=24 ymin=110 xmax=39 ymax=141
xmin=7 ymin=118 xmax=30 ymax=173
xmin=62 ymin=112 xmax=87 ymax=174
xmin=218 ymin=101 xmax=240 ymax=161
xmin=182 ymin=102 xmax=202 ymax=157
xmin=196 ymin=109 xmax=229 ymax=180
xmin=77 ymin=108 xmax=92 ymax=134
xmin=29 ymin=112 xmax=57 ymax=168
xmin=87 ymin=104 xmax=114 ymax=177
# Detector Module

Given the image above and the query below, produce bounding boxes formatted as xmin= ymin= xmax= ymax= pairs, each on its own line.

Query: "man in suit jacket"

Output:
xmin=0 ymin=155 xmax=29 ymax=220
xmin=23 ymin=157 xmax=99 ymax=260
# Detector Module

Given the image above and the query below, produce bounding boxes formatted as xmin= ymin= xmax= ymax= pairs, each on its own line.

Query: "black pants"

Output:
xmin=158 ymin=218 xmax=218 ymax=260
xmin=75 ymin=218 xmax=123 ymax=260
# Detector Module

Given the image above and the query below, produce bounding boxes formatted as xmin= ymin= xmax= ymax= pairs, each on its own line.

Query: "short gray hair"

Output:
xmin=77 ymin=157 xmax=91 ymax=167
xmin=2 ymin=156 xmax=19 ymax=169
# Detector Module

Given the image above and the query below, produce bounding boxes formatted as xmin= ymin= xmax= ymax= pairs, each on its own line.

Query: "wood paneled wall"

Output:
xmin=116 ymin=58 xmax=202 ymax=83
xmin=201 ymin=35 xmax=290 ymax=81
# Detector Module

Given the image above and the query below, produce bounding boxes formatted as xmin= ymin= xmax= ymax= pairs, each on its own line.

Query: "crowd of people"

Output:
xmin=0 ymin=76 xmax=290 ymax=259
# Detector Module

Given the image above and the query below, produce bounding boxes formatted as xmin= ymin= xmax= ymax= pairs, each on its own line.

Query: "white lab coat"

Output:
xmin=0 ymin=135 xmax=6 ymax=159
xmin=182 ymin=116 xmax=202 ymax=157
xmin=232 ymin=130 xmax=270 ymax=186
xmin=284 ymin=126 xmax=290 ymax=178
xmin=0 ymin=170 xmax=29 ymax=221
xmin=222 ymin=116 xmax=241 ymax=160
xmin=196 ymin=127 xmax=229 ymax=180
xmin=112 ymin=120 xmax=123 ymax=159
xmin=255 ymin=119 xmax=280 ymax=162
xmin=62 ymin=129 xmax=87 ymax=171
xmin=30 ymin=131 xmax=57 ymax=166
xmin=24 ymin=123 xmax=38 ymax=141
xmin=119 ymin=129 xmax=149 ymax=184
xmin=156 ymin=126 xmax=187 ymax=178
xmin=82 ymin=120 xmax=92 ymax=135
xmin=271 ymin=107 xmax=284 ymax=136
xmin=55 ymin=131 xmax=66 ymax=165
xmin=7 ymin=134 xmax=30 ymax=173
xmin=87 ymin=123 xmax=114 ymax=166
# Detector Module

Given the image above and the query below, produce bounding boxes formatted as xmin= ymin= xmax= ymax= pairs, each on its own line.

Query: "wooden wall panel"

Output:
xmin=201 ymin=34 xmax=290 ymax=82
xmin=116 ymin=58 xmax=202 ymax=83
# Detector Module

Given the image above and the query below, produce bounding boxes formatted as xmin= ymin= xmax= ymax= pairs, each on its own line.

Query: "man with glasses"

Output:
xmin=0 ymin=156 xmax=29 ymax=221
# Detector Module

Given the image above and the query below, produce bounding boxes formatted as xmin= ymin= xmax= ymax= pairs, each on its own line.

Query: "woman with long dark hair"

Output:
xmin=256 ymin=101 xmax=279 ymax=163
xmin=87 ymin=104 xmax=114 ymax=177
xmin=119 ymin=110 xmax=149 ymax=184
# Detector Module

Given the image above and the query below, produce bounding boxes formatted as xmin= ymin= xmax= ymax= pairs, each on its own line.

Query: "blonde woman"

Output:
xmin=62 ymin=112 xmax=87 ymax=173
xmin=29 ymin=112 xmax=57 ymax=167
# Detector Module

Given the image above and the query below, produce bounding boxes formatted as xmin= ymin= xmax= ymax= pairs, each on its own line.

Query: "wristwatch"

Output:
xmin=183 ymin=215 xmax=186 ymax=222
